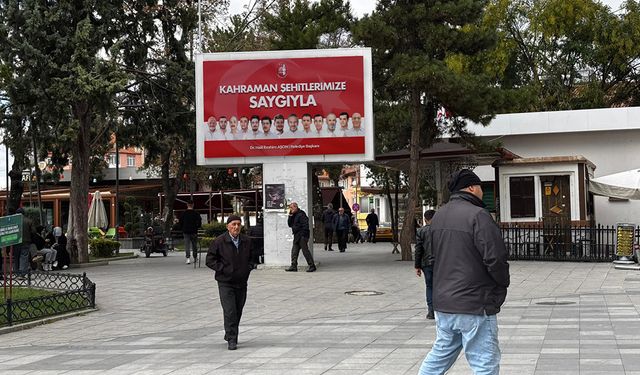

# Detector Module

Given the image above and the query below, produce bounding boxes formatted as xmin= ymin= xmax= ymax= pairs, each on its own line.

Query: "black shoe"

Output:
xmin=285 ymin=266 xmax=297 ymax=272
xmin=324 ymin=246 xmax=327 ymax=251
xmin=228 ymin=340 xmax=237 ymax=350
xmin=306 ymin=265 xmax=316 ymax=272
xmin=328 ymin=248 xmax=334 ymax=251
xmin=427 ymin=310 xmax=435 ymax=320
xmin=339 ymin=250 xmax=345 ymax=253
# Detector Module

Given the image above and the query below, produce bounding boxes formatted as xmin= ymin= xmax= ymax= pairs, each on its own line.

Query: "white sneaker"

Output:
xmin=186 ymin=258 xmax=191 ymax=264
xmin=62 ymin=265 xmax=68 ymax=270
xmin=53 ymin=261 xmax=58 ymax=268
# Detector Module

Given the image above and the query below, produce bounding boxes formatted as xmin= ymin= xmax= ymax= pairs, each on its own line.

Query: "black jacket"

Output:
xmin=180 ymin=209 xmax=202 ymax=235
xmin=431 ymin=192 xmax=510 ymax=316
xmin=332 ymin=213 xmax=350 ymax=231
xmin=288 ymin=209 xmax=310 ymax=238
xmin=414 ymin=224 xmax=433 ymax=269
xmin=206 ymin=232 xmax=257 ymax=286
xmin=321 ymin=208 xmax=336 ymax=229
xmin=365 ymin=213 xmax=379 ymax=228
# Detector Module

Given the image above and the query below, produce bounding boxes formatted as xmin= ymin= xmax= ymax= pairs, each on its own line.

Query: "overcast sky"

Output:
xmin=229 ymin=0 xmax=627 ymax=18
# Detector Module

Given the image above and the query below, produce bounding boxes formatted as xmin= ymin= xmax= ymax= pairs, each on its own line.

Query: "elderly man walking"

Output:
xmin=418 ymin=169 xmax=510 ymax=375
xmin=285 ymin=202 xmax=316 ymax=272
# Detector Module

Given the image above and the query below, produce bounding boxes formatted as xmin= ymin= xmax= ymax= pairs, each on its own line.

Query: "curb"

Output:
xmin=0 ymin=308 xmax=98 ymax=335
xmin=69 ymin=254 xmax=139 ymax=268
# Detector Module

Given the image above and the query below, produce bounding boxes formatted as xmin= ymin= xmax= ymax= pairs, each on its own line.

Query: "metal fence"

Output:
xmin=500 ymin=224 xmax=639 ymax=262
xmin=1 ymin=272 xmax=96 ymax=327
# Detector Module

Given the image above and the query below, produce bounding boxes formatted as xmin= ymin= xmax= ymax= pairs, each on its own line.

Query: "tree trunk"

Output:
xmin=399 ymin=89 xmax=422 ymax=261
xmin=69 ymin=102 xmax=91 ymax=264
xmin=7 ymin=158 xmax=25 ymax=214
xmin=161 ymin=149 xmax=184 ymax=236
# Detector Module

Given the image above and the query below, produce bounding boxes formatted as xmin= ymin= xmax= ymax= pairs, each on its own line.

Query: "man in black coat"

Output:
xmin=285 ymin=202 xmax=316 ymax=272
xmin=365 ymin=208 xmax=379 ymax=243
xmin=414 ymin=209 xmax=436 ymax=319
xmin=321 ymin=203 xmax=336 ymax=251
xmin=206 ymin=215 xmax=258 ymax=351
xmin=332 ymin=207 xmax=350 ymax=252
xmin=179 ymin=201 xmax=201 ymax=264
xmin=418 ymin=169 xmax=510 ymax=375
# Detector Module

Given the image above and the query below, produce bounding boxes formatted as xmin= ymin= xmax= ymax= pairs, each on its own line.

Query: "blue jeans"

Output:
xmin=14 ymin=244 xmax=31 ymax=276
xmin=422 ymin=266 xmax=433 ymax=311
xmin=419 ymin=312 xmax=501 ymax=375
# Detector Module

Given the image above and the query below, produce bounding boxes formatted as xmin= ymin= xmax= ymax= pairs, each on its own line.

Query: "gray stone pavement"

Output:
xmin=1 ymin=242 xmax=640 ymax=374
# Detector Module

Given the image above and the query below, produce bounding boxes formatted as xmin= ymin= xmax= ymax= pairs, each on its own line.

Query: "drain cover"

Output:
xmin=345 ymin=291 xmax=384 ymax=296
xmin=535 ymin=301 xmax=576 ymax=305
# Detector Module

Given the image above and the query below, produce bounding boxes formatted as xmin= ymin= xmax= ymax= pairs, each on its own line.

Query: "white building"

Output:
xmin=466 ymin=107 xmax=640 ymax=226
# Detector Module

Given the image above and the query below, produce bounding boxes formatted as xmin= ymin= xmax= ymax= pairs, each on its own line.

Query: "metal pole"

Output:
xmin=197 ymin=0 xmax=202 ymax=52
xmin=115 ymin=133 xmax=119 ymax=240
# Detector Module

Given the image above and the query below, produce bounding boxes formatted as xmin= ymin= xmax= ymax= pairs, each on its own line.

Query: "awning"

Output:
xmin=589 ymin=168 xmax=640 ymax=200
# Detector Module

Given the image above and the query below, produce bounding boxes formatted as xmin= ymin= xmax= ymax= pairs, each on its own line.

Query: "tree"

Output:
xmin=485 ymin=0 xmax=640 ymax=110
xmin=354 ymin=0 xmax=510 ymax=260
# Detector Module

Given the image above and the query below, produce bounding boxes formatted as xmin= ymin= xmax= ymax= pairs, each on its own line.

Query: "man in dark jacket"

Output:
xmin=365 ymin=208 xmax=379 ymax=243
xmin=332 ymin=207 xmax=350 ymax=252
xmin=14 ymin=208 xmax=34 ymax=277
xmin=419 ymin=170 xmax=510 ymax=375
xmin=206 ymin=215 xmax=258 ymax=350
xmin=414 ymin=209 xmax=436 ymax=319
xmin=179 ymin=201 xmax=201 ymax=264
xmin=321 ymin=203 xmax=336 ymax=251
xmin=285 ymin=202 xmax=316 ymax=272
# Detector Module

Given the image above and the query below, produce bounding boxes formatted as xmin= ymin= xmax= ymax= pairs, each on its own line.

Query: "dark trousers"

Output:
xmin=323 ymin=227 xmax=333 ymax=249
xmin=336 ymin=229 xmax=348 ymax=251
xmin=291 ymin=235 xmax=314 ymax=267
xmin=184 ymin=233 xmax=198 ymax=259
xmin=218 ymin=283 xmax=247 ymax=343
xmin=422 ymin=265 xmax=434 ymax=311
xmin=367 ymin=226 xmax=377 ymax=243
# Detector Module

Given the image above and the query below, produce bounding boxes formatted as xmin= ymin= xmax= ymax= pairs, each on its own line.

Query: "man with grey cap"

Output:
xmin=418 ymin=169 xmax=510 ymax=375
xmin=206 ymin=215 xmax=259 ymax=350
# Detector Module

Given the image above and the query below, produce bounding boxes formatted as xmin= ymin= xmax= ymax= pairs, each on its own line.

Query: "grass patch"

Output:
xmin=0 ymin=287 xmax=55 ymax=303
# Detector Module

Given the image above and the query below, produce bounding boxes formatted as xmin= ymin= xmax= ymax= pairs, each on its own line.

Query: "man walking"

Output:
xmin=332 ymin=207 xmax=350 ymax=252
xmin=206 ymin=215 xmax=258 ymax=350
xmin=321 ymin=203 xmax=336 ymax=251
xmin=419 ymin=169 xmax=510 ymax=375
xmin=415 ymin=209 xmax=436 ymax=319
xmin=285 ymin=202 xmax=316 ymax=272
xmin=365 ymin=208 xmax=379 ymax=243
xmin=179 ymin=201 xmax=201 ymax=264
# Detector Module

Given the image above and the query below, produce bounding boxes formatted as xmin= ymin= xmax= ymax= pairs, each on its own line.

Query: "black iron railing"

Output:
xmin=1 ymin=272 xmax=96 ymax=327
xmin=500 ymin=224 xmax=637 ymax=262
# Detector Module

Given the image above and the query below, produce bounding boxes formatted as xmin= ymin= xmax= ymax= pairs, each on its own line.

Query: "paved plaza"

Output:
xmin=1 ymin=242 xmax=640 ymax=374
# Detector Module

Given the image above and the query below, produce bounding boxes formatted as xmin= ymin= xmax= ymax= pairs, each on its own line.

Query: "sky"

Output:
xmin=228 ymin=0 xmax=627 ymax=18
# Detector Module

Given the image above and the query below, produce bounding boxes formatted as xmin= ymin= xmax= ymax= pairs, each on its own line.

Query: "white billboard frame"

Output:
xmin=195 ymin=48 xmax=374 ymax=166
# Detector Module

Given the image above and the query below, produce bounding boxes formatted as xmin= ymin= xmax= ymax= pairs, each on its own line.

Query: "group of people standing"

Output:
xmin=320 ymin=204 xmax=379 ymax=252
xmin=203 ymin=168 xmax=511 ymax=375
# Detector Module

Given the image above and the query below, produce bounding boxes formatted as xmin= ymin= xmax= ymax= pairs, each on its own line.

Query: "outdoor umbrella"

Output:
xmin=88 ymin=191 xmax=109 ymax=229
xmin=589 ymin=168 xmax=640 ymax=200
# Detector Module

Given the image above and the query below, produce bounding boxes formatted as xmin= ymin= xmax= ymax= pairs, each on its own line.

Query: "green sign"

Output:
xmin=0 ymin=214 xmax=23 ymax=247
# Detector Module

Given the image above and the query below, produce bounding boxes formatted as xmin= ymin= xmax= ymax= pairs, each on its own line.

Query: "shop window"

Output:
xmin=510 ymin=176 xmax=535 ymax=218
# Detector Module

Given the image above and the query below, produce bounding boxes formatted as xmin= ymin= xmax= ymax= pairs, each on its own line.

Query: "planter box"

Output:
xmin=118 ymin=237 xmax=145 ymax=250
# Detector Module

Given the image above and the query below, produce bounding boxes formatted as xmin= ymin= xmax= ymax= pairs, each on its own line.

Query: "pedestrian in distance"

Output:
xmin=365 ymin=208 xmax=379 ymax=243
xmin=321 ymin=203 xmax=336 ymax=251
xmin=414 ymin=209 xmax=436 ymax=319
xmin=285 ymin=202 xmax=316 ymax=272
xmin=206 ymin=215 xmax=259 ymax=350
xmin=418 ymin=169 xmax=510 ymax=375
xmin=332 ymin=207 xmax=350 ymax=252
xmin=179 ymin=201 xmax=202 ymax=264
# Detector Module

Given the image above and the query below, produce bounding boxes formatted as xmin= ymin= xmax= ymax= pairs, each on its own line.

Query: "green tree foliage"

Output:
xmin=262 ymin=0 xmax=353 ymax=49
xmin=486 ymin=0 xmax=640 ymax=110
xmin=354 ymin=0 xmax=511 ymax=260
xmin=0 ymin=1 xmax=127 ymax=264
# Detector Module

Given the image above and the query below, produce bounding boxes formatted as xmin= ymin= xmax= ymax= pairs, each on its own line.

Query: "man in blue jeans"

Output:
xmin=414 ymin=209 xmax=436 ymax=319
xmin=419 ymin=170 xmax=510 ymax=375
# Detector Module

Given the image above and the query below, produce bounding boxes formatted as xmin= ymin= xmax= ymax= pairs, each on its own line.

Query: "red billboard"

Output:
xmin=196 ymin=49 xmax=373 ymax=165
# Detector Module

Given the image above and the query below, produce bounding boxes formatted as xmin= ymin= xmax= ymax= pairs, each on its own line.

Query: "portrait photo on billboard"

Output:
xmin=264 ymin=184 xmax=285 ymax=210
xmin=195 ymin=48 xmax=374 ymax=166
